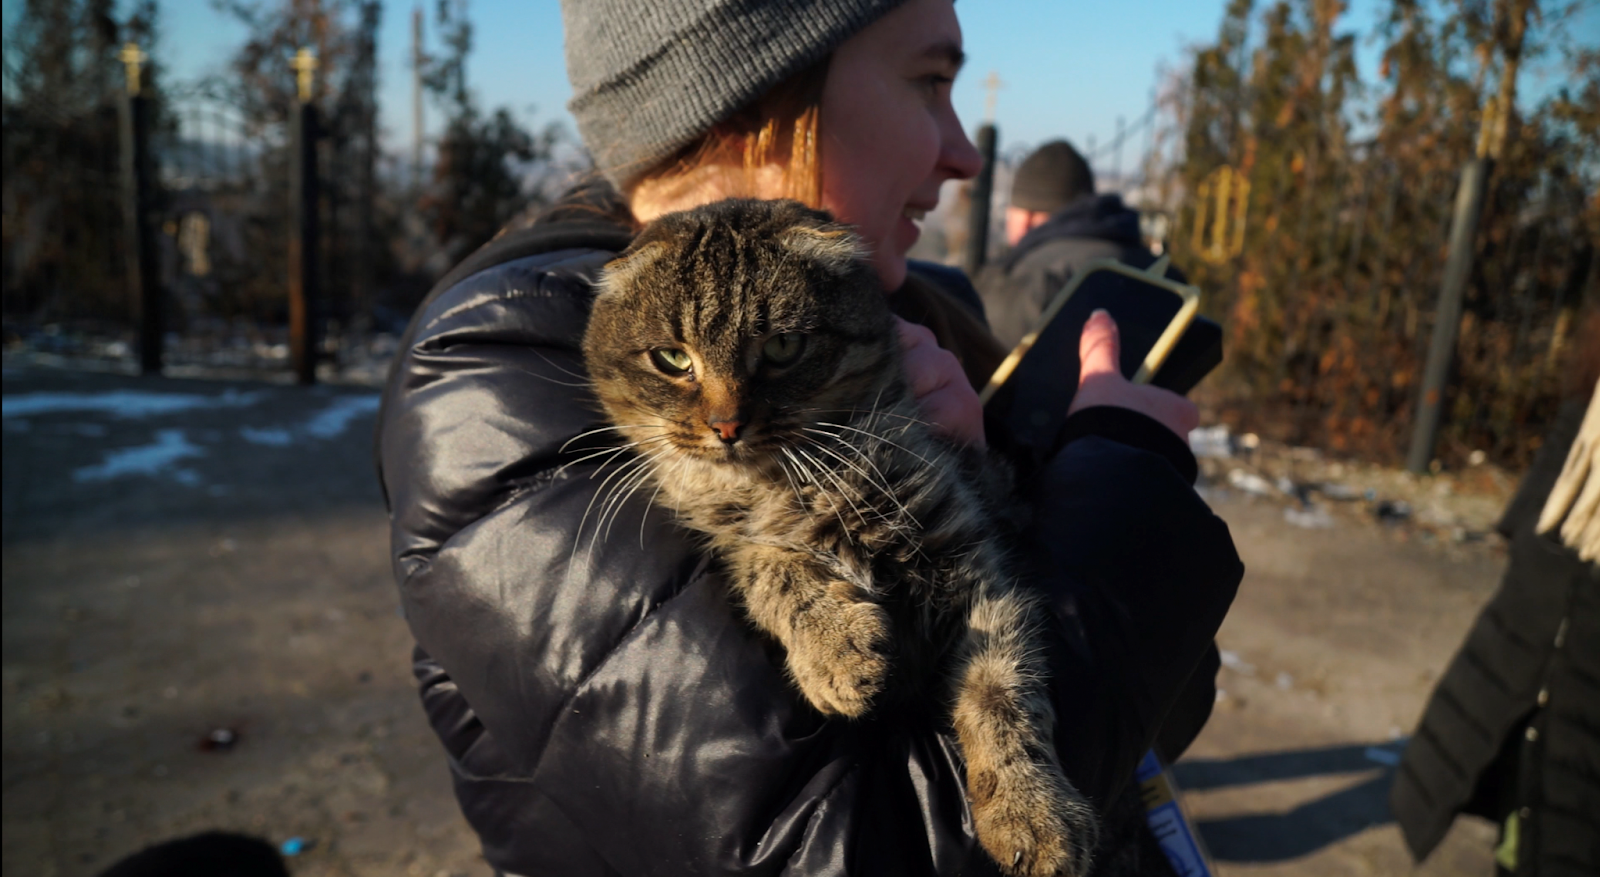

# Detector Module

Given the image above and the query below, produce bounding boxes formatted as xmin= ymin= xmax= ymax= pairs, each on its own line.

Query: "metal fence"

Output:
xmin=2 ymin=46 xmax=335 ymax=383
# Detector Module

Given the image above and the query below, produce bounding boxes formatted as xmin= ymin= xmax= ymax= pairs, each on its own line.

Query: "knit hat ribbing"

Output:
xmin=561 ymin=0 xmax=909 ymax=191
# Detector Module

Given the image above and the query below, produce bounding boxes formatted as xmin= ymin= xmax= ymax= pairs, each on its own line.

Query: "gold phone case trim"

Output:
xmin=978 ymin=257 xmax=1202 ymax=406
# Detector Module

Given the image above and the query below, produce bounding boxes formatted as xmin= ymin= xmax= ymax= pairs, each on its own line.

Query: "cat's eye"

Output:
xmin=651 ymin=348 xmax=693 ymax=376
xmin=762 ymin=333 xmax=805 ymax=366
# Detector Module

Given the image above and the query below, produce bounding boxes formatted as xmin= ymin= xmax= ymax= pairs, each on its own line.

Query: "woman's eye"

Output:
xmin=762 ymin=333 xmax=805 ymax=366
xmin=651 ymin=348 xmax=693 ymax=375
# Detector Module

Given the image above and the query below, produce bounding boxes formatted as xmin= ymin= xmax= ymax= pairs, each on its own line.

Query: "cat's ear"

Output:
xmin=779 ymin=225 xmax=868 ymax=275
xmin=598 ymin=242 xmax=670 ymax=297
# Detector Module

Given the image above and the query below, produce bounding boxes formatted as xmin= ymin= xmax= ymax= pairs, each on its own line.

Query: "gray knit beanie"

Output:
xmin=1011 ymin=140 xmax=1095 ymax=213
xmin=561 ymin=0 xmax=910 ymax=190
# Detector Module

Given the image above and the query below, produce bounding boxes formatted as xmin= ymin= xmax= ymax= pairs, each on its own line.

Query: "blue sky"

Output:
xmin=65 ymin=0 xmax=1347 ymax=155
xmin=6 ymin=0 xmax=1595 ymax=165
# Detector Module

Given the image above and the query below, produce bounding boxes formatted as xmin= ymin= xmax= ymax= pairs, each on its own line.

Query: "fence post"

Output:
xmin=1404 ymin=156 xmax=1489 ymax=474
xmin=289 ymin=48 xmax=321 ymax=385
xmin=119 ymin=43 xmax=161 ymax=375
xmin=964 ymin=123 xmax=998 ymax=277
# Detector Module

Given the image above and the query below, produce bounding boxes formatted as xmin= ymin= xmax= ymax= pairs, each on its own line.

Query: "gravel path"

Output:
xmin=2 ymin=365 xmax=1503 ymax=876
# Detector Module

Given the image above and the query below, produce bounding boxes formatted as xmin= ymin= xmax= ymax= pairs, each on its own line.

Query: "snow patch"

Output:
xmin=240 ymin=427 xmax=294 ymax=446
xmin=303 ymin=395 xmax=380 ymax=439
xmin=2 ymin=389 xmax=266 ymax=419
xmin=74 ymin=429 xmax=205 ymax=483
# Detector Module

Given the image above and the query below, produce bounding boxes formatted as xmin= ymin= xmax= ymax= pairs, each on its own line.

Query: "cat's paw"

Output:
xmin=788 ymin=601 xmax=891 ymax=718
xmin=971 ymin=763 xmax=1097 ymax=877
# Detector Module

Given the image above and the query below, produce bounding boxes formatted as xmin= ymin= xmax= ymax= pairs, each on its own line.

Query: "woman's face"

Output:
xmin=819 ymin=0 xmax=981 ymax=291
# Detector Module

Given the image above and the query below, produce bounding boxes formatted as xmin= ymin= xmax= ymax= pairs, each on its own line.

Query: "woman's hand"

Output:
xmin=894 ymin=316 xmax=987 ymax=449
xmin=1069 ymin=309 xmax=1199 ymax=438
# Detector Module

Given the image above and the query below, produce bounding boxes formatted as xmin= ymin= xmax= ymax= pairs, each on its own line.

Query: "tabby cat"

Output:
xmin=580 ymin=199 xmax=1097 ymax=877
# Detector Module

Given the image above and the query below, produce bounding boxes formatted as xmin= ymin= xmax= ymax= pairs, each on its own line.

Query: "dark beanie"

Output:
xmin=561 ymin=0 xmax=911 ymax=191
xmin=1010 ymin=140 xmax=1095 ymax=213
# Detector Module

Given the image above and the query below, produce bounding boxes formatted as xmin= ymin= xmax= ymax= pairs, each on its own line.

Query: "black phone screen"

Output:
xmin=983 ymin=265 xmax=1222 ymax=457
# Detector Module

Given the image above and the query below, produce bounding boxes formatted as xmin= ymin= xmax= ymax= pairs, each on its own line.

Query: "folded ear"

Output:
xmin=778 ymin=225 xmax=868 ymax=275
xmin=597 ymin=241 xmax=670 ymax=297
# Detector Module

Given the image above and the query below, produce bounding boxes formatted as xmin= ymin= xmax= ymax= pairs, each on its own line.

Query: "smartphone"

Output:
xmin=980 ymin=258 xmax=1222 ymax=456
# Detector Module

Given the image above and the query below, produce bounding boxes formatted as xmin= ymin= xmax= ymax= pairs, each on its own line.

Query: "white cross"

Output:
xmin=980 ymin=70 xmax=1005 ymax=123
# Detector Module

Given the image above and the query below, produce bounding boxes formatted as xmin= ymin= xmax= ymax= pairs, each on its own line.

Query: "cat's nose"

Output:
xmin=710 ymin=420 xmax=744 ymax=444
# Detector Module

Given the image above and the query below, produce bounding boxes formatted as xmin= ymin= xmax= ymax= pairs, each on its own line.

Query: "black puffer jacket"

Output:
xmin=1391 ymin=397 xmax=1600 ymax=875
xmin=377 ymin=215 xmax=1243 ymax=876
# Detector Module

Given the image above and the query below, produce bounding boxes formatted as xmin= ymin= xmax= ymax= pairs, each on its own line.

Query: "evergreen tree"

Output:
xmin=1167 ymin=0 xmax=1596 ymax=466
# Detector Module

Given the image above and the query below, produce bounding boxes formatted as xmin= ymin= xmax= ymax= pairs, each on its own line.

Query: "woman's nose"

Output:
xmin=941 ymin=113 xmax=983 ymax=181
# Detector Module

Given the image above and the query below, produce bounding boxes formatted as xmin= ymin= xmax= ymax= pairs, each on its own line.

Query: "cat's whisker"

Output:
xmin=560 ymin=423 xmax=668 ymax=453
xmin=500 ymin=357 xmax=598 ymax=391
xmin=780 ymin=446 xmax=815 ymax=487
xmin=799 ymin=407 xmax=928 ymax=430
xmin=814 ymin=420 xmax=937 ymax=468
xmin=791 ymin=445 xmax=869 ymax=533
xmin=599 ymin=452 xmax=664 ymax=545
xmin=531 ymin=348 xmax=595 ymax=384
xmin=584 ymin=453 xmax=658 ymax=569
xmin=774 ymin=455 xmax=806 ymax=512
xmin=782 ymin=446 xmax=839 ymax=526
xmin=640 ymin=456 xmax=682 ymax=548
xmin=797 ymin=433 xmax=916 ymax=528
xmin=555 ymin=435 xmax=675 ymax=478
xmin=572 ymin=452 xmax=653 ymax=571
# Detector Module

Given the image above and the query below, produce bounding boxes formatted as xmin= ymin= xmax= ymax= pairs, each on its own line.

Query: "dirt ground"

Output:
xmin=2 ymin=364 xmax=1507 ymax=876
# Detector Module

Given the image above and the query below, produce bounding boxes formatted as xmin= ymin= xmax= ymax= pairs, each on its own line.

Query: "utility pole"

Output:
xmin=1113 ymin=115 xmax=1126 ymax=187
xmin=964 ymin=71 xmax=1004 ymax=276
xmin=412 ymin=5 xmax=425 ymax=192
xmin=353 ymin=1 xmax=380 ymax=326
xmin=119 ymin=42 xmax=161 ymax=375
xmin=1406 ymin=0 xmax=1533 ymax=474
xmin=290 ymin=48 xmax=322 ymax=385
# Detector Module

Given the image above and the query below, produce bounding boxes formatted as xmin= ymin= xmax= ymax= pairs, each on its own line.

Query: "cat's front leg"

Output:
xmin=955 ymin=590 xmax=1098 ymax=877
xmin=733 ymin=545 xmax=891 ymax=718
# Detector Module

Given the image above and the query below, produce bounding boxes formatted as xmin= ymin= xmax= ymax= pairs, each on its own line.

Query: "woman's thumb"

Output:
xmin=1079 ymin=309 xmax=1121 ymax=383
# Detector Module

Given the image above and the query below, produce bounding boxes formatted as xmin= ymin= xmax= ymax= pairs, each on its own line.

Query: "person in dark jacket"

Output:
xmin=1391 ymin=321 xmax=1600 ymax=877
xmin=376 ymin=1 xmax=1243 ymax=874
xmin=977 ymin=140 xmax=1178 ymax=350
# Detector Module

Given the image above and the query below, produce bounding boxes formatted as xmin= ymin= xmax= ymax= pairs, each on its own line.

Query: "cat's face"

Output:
xmin=584 ymin=200 xmax=898 ymax=467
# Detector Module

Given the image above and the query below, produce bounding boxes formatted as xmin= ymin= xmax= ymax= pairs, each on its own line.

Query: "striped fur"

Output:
xmin=581 ymin=199 xmax=1097 ymax=876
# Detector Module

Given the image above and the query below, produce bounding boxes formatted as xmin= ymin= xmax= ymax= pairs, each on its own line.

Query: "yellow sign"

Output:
xmin=1190 ymin=165 xmax=1250 ymax=264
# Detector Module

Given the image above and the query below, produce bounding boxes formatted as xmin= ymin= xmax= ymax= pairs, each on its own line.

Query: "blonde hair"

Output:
xmin=627 ymin=58 xmax=830 ymax=218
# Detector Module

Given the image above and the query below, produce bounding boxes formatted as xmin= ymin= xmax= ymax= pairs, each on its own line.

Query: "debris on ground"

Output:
xmin=1284 ymin=503 xmax=1336 ymax=529
xmin=1189 ymin=423 xmax=1512 ymax=556
xmin=1228 ymin=468 xmax=1280 ymax=498
xmin=198 ymin=727 xmax=239 ymax=752
xmin=1219 ymin=650 xmax=1256 ymax=676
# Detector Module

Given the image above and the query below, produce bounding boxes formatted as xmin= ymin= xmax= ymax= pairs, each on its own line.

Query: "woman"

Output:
xmin=1391 ymin=314 xmax=1599 ymax=877
xmin=377 ymin=0 xmax=1242 ymax=873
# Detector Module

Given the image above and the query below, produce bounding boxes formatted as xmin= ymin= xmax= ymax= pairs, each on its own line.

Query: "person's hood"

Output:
xmin=1004 ymin=193 xmax=1143 ymax=269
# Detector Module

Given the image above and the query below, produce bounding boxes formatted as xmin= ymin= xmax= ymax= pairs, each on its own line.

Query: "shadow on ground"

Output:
xmin=1173 ymin=741 xmax=1405 ymax=863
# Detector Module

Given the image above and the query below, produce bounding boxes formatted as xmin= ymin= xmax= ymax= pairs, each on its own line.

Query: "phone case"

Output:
xmin=980 ymin=258 xmax=1223 ymax=457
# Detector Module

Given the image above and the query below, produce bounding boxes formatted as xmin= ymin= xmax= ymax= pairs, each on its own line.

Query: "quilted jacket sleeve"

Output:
xmin=377 ymin=253 xmax=1242 ymax=876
